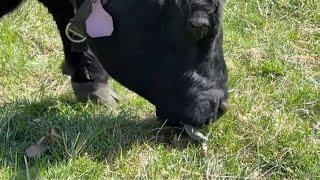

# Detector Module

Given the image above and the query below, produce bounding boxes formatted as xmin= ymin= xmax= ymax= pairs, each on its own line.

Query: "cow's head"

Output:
xmin=69 ymin=0 xmax=228 ymax=144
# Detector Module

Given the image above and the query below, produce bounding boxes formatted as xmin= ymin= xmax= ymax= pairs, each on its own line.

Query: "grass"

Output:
xmin=0 ymin=0 xmax=319 ymax=179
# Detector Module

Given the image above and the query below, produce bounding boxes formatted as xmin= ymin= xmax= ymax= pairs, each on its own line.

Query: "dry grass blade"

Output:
xmin=25 ymin=144 xmax=48 ymax=158
xmin=25 ymin=126 xmax=63 ymax=158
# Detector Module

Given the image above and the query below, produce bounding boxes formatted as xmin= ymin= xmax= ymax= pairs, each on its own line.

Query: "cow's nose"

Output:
xmin=210 ymin=99 xmax=228 ymax=124
xmin=218 ymin=100 xmax=228 ymax=117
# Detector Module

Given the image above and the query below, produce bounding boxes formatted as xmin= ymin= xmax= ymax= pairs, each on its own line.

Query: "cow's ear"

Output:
xmin=188 ymin=0 xmax=223 ymax=40
xmin=101 ymin=0 xmax=109 ymax=6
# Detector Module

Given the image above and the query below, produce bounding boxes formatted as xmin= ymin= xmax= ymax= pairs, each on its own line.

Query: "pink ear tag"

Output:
xmin=85 ymin=0 xmax=114 ymax=38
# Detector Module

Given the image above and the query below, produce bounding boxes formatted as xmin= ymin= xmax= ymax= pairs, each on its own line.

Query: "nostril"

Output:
xmin=219 ymin=100 xmax=228 ymax=113
xmin=217 ymin=100 xmax=228 ymax=118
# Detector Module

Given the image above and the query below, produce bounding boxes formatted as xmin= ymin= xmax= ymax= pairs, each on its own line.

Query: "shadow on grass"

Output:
xmin=0 ymin=96 xmax=195 ymax=179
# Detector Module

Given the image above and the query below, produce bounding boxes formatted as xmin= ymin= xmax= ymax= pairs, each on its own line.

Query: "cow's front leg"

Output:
xmin=40 ymin=0 xmax=119 ymax=106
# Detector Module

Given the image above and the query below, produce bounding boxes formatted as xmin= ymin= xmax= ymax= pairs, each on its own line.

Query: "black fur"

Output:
xmin=0 ymin=0 xmax=228 ymax=128
xmin=87 ymin=0 xmax=228 ymax=127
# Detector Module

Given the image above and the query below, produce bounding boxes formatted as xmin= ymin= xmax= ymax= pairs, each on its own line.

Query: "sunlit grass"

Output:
xmin=0 ymin=0 xmax=319 ymax=179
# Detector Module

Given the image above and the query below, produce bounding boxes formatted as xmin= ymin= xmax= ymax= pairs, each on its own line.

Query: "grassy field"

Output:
xmin=0 ymin=0 xmax=319 ymax=179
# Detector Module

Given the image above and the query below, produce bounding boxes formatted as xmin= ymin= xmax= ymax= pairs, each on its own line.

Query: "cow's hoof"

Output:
xmin=71 ymin=81 xmax=119 ymax=107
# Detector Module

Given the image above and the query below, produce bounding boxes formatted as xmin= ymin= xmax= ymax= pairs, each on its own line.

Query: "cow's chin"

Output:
xmin=155 ymin=86 xmax=228 ymax=126
xmin=156 ymin=96 xmax=228 ymax=144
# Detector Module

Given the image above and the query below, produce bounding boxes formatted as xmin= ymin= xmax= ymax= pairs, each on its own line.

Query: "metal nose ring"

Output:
xmin=65 ymin=19 xmax=87 ymax=43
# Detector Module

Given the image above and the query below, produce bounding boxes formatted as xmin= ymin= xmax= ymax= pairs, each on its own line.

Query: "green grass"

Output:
xmin=0 ymin=0 xmax=319 ymax=179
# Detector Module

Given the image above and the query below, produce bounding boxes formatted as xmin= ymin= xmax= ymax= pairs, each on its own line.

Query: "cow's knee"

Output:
xmin=71 ymin=81 xmax=119 ymax=106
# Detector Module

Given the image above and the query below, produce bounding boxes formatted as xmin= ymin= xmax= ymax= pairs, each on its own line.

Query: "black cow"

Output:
xmin=1 ymin=0 xmax=228 ymax=142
